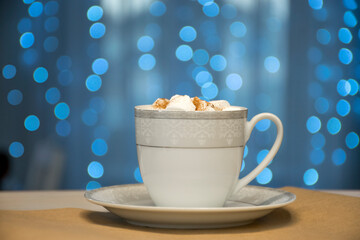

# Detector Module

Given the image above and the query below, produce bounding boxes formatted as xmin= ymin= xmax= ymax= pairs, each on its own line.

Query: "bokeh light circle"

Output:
xmin=264 ymin=56 xmax=280 ymax=73
xmin=28 ymin=2 xmax=43 ymax=18
xmin=201 ymin=82 xmax=218 ymax=99
xmin=2 ymin=65 xmax=16 ymax=79
xmin=138 ymin=54 xmax=156 ymax=71
xmin=256 ymin=168 xmax=273 ymax=185
xmin=86 ymin=75 xmax=102 ymax=92
xmin=134 ymin=167 xmax=143 ymax=183
xmin=327 ymin=117 xmax=341 ymax=135
xmin=230 ymin=21 xmax=247 ymax=38
xmin=306 ymin=116 xmax=321 ymax=134
xmin=345 ymin=132 xmax=359 ymax=149
xmin=24 ymin=115 xmax=40 ymax=131
xmin=56 ymin=120 xmax=71 ymax=137
xmin=179 ymin=26 xmax=197 ymax=42
xmin=44 ymin=17 xmax=59 ymax=33
xmin=45 ymin=88 xmax=60 ymax=105
xmin=88 ymin=161 xmax=104 ymax=179
xmin=336 ymin=99 xmax=351 ymax=117
xmin=338 ymin=48 xmax=353 ymax=65
xmin=192 ymin=49 xmax=209 ymax=65
xmin=54 ymin=102 xmax=70 ymax=120
xmin=195 ymin=71 xmax=213 ymax=87
xmin=43 ymin=36 xmax=59 ymax=52
xmin=303 ymin=168 xmax=319 ymax=186
xmin=210 ymin=55 xmax=227 ymax=71
xmin=92 ymin=58 xmax=109 ymax=75
xmin=332 ymin=148 xmax=346 ymax=166
xmin=149 ymin=1 xmax=166 ymax=17
xmin=86 ymin=181 xmax=101 ymax=190
xmin=9 ymin=142 xmax=24 ymax=158
xmin=311 ymin=133 xmax=326 ymax=149
xmin=310 ymin=149 xmax=325 ymax=165
xmin=137 ymin=36 xmax=154 ymax=52
xmin=89 ymin=23 xmax=106 ymax=39
xmin=87 ymin=6 xmax=103 ymax=21
xmin=19 ymin=32 xmax=34 ymax=48
xmin=176 ymin=45 xmax=193 ymax=61
xmin=33 ymin=67 xmax=48 ymax=83
xmin=7 ymin=89 xmax=23 ymax=106
xmin=91 ymin=138 xmax=108 ymax=156
xmin=226 ymin=73 xmax=243 ymax=91
xmin=202 ymin=2 xmax=219 ymax=17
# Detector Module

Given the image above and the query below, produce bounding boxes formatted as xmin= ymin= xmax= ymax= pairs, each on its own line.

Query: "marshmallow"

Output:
xmin=152 ymin=98 xmax=170 ymax=109
xmin=166 ymin=95 xmax=196 ymax=111
xmin=209 ymin=100 xmax=230 ymax=111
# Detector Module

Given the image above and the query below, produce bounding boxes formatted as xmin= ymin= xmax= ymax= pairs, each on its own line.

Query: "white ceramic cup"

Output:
xmin=135 ymin=106 xmax=283 ymax=208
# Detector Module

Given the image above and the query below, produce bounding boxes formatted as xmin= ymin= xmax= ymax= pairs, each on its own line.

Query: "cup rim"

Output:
xmin=134 ymin=105 xmax=248 ymax=119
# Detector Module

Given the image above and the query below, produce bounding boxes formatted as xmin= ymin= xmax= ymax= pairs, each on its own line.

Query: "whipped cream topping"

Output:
xmin=152 ymin=95 xmax=234 ymax=111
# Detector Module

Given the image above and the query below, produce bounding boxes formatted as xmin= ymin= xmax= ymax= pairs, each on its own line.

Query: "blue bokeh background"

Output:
xmin=0 ymin=0 xmax=359 ymax=190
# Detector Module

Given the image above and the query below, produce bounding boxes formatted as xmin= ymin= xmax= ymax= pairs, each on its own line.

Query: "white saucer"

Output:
xmin=84 ymin=184 xmax=296 ymax=229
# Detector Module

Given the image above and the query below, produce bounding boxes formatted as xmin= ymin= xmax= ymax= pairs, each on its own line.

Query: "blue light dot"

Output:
xmin=336 ymin=99 xmax=351 ymax=117
xmin=9 ymin=142 xmax=24 ymax=158
xmin=256 ymin=168 xmax=273 ymax=185
xmin=348 ymin=79 xmax=359 ymax=95
xmin=308 ymin=0 xmax=323 ymax=9
xmin=56 ymin=120 xmax=71 ymax=137
xmin=316 ymin=29 xmax=331 ymax=45
xmin=134 ymin=167 xmax=143 ymax=183
xmin=192 ymin=49 xmax=209 ymax=65
xmin=198 ymin=0 xmax=214 ymax=5
xmin=90 ymin=97 xmax=106 ymax=113
xmin=7 ymin=90 xmax=23 ymax=106
xmin=255 ymin=119 xmax=271 ymax=132
xmin=58 ymin=70 xmax=73 ymax=86
xmin=22 ymin=49 xmax=38 ymax=65
xmin=92 ymin=58 xmax=109 ymax=75
xmin=179 ymin=26 xmax=197 ymax=42
xmin=18 ymin=18 xmax=32 ymax=33
xmin=86 ymin=181 xmax=101 ymax=191
xmin=306 ymin=116 xmax=321 ymax=134
xmin=314 ymin=97 xmax=329 ymax=114
xmin=24 ymin=115 xmax=40 ymax=131
xmin=2 ymin=65 xmax=16 ymax=79
xmin=87 ymin=6 xmax=103 ymax=21
xmin=201 ymin=82 xmax=218 ymax=100
xmin=338 ymin=48 xmax=353 ymax=64
xmin=28 ymin=2 xmax=43 ymax=17
xmin=44 ymin=1 xmax=59 ymax=16
xmin=44 ymin=17 xmax=59 ymax=33
xmin=243 ymin=145 xmax=248 ymax=158
xmin=149 ymin=1 xmax=166 ymax=17
xmin=310 ymin=149 xmax=325 ymax=165
xmin=91 ymin=138 xmax=108 ymax=156
xmin=23 ymin=0 xmax=35 ymax=4
xmin=346 ymin=132 xmax=359 ymax=149
xmin=307 ymin=47 xmax=322 ymax=64
xmin=88 ymin=161 xmax=104 ymax=179
xmin=33 ymin=67 xmax=48 ymax=83
xmin=195 ymin=71 xmax=212 ymax=87
xmin=45 ymin=87 xmax=60 ymax=105
xmin=43 ymin=36 xmax=58 ymax=52
xmin=337 ymin=79 xmax=351 ymax=96
xmin=264 ymin=56 xmax=280 ymax=73
xmin=210 ymin=55 xmax=227 ymax=71
xmin=327 ymin=117 xmax=341 ymax=135
xmin=311 ymin=133 xmax=326 ymax=149
xmin=175 ymin=45 xmax=193 ymax=62
xmin=315 ymin=64 xmax=331 ymax=81
xmin=137 ymin=36 xmax=154 ymax=52
xmin=338 ymin=28 xmax=353 ymax=44
xmin=56 ymin=56 xmax=72 ymax=71
xmin=89 ymin=23 xmax=106 ymax=39
xmin=19 ymin=32 xmax=34 ymax=48
xmin=344 ymin=11 xmax=357 ymax=27
xmin=230 ymin=21 xmax=247 ymax=38
xmin=202 ymin=2 xmax=219 ymax=17
xmin=303 ymin=168 xmax=319 ymax=186
xmin=308 ymin=82 xmax=323 ymax=98
xmin=86 ymin=75 xmax=102 ymax=92
xmin=343 ymin=0 xmax=358 ymax=10
xmin=226 ymin=73 xmax=243 ymax=91
xmin=138 ymin=54 xmax=156 ymax=71
xmin=256 ymin=149 xmax=270 ymax=164
xmin=221 ymin=4 xmax=237 ymax=19
xmin=54 ymin=102 xmax=70 ymax=120
xmin=332 ymin=148 xmax=346 ymax=166
xmin=82 ymin=109 xmax=98 ymax=126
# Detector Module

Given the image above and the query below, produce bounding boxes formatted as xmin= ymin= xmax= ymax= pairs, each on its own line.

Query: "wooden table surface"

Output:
xmin=0 ymin=189 xmax=359 ymax=211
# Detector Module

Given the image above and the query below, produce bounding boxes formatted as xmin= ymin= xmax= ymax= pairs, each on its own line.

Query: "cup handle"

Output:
xmin=232 ymin=113 xmax=284 ymax=194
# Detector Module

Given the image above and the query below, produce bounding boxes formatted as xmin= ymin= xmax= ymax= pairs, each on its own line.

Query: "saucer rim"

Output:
xmin=84 ymin=184 xmax=296 ymax=213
